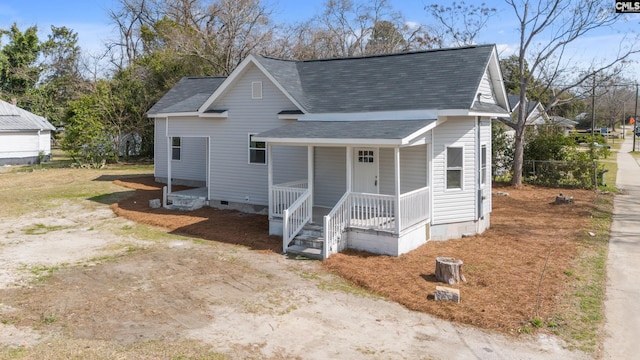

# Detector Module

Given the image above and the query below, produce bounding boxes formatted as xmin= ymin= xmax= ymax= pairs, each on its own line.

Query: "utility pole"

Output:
xmin=623 ymin=102 xmax=626 ymax=140
xmin=634 ymin=83 xmax=638 ymax=152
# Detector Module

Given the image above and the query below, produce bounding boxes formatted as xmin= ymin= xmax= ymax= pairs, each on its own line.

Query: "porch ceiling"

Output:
xmin=254 ymin=119 xmax=436 ymax=146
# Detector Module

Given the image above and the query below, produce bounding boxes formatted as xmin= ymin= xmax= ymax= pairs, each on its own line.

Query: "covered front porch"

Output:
xmin=256 ymin=119 xmax=436 ymax=259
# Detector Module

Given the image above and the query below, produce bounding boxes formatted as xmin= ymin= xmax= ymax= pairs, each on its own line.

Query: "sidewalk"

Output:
xmin=602 ymin=136 xmax=640 ymax=358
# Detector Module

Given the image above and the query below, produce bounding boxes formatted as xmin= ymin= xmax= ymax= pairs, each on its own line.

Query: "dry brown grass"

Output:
xmin=111 ymin=178 xmax=601 ymax=335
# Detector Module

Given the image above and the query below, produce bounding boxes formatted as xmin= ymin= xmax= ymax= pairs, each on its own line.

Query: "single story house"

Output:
xmin=0 ymin=99 xmax=55 ymax=166
xmin=499 ymin=94 xmax=549 ymax=136
xmin=147 ymin=45 xmax=510 ymax=259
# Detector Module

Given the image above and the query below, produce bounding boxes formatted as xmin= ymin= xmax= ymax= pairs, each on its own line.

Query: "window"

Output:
xmin=481 ymin=145 xmax=487 ymax=185
xmin=446 ymin=146 xmax=463 ymax=189
xmin=171 ymin=137 xmax=181 ymax=160
xmin=249 ymin=134 xmax=266 ymax=164
xmin=357 ymin=150 xmax=374 ymax=163
xmin=252 ymin=81 xmax=263 ymax=99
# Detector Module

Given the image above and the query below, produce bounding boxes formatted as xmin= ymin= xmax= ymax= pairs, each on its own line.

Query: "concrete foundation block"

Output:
xmin=434 ymin=285 xmax=460 ymax=303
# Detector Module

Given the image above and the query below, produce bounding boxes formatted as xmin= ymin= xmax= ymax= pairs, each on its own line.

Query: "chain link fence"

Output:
xmin=523 ymin=160 xmax=603 ymax=189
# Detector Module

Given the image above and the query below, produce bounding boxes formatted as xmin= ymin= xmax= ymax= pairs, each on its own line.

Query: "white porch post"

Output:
xmin=346 ymin=146 xmax=353 ymax=192
xmin=267 ymin=143 xmax=273 ymax=218
xmin=307 ymin=145 xmax=314 ymax=220
xmin=394 ymin=147 xmax=401 ymax=234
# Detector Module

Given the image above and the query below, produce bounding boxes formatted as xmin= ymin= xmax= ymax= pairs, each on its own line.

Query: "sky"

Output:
xmin=0 ymin=0 xmax=639 ymax=79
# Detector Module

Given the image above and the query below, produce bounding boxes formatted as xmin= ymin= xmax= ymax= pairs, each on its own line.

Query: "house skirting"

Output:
xmin=347 ymin=223 xmax=430 ymax=256
xmin=270 ymin=218 xmax=431 ymax=257
xmin=0 ymin=155 xmax=49 ymax=166
xmin=430 ymin=214 xmax=491 ymax=240
xmin=208 ymin=199 xmax=268 ymax=215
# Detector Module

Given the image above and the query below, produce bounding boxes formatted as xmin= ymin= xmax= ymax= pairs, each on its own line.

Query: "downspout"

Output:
xmin=166 ymin=118 xmax=172 ymax=195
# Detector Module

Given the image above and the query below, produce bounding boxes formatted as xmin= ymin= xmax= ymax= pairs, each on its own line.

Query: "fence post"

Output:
xmin=593 ymin=161 xmax=598 ymax=190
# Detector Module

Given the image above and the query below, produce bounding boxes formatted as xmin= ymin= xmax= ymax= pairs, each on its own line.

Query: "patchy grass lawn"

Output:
xmin=111 ymin=177 xmax=610 ymax=353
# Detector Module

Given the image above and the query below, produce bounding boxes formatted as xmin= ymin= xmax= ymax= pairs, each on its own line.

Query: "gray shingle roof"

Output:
xmin=256 ymin=120 xmax=435 ymax=140
xmin=0 ymin=100 xmax=55 ymax=131
xmin=147 ymin=77 xmax=226 ymax=115
xmin=256 ymin=45 xmax=498 ymax=113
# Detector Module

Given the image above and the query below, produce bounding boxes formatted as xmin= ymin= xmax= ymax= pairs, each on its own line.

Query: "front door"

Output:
xmin=353 ymin=148 xmax=378 ymax=193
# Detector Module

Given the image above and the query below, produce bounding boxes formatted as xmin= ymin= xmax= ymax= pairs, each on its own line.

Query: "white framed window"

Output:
xmin=248 ymin=134 xmax=266 ymax=164
xmin=446 ymin=146 xmax=463 ymax=190
xmin=171 ymin=137 xmax=181 ymax=161
xmin=481 ymin=144 xmax=487 ymax=185
xmin=252 ymin=81 xmax=263 ymax=99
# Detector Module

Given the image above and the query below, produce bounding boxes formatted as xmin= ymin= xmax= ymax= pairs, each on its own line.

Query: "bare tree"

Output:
xmin=427 ymin=1 xmax=496 ymax=46
xmin=505 ymin=0 xmax=639 ymax=186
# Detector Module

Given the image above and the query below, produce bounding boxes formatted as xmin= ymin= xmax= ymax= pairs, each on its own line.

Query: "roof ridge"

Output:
xmin=259 ymin=44 xmax=495 ymax=63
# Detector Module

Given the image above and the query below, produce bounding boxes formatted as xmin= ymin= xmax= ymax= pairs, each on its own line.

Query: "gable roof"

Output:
xmin=147 ymin=77 xmax=226 ymax=115
xmin=0 ymin=100 xmax=55 ymax=131
xmin=253 ymin=45 xmax=501 ymax=113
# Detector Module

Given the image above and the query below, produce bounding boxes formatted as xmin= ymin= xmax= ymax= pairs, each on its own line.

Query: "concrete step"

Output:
xmin=303 ymin=223 xmax=323 ymax=232
xmin=293 ymin=234 xmax=324 ymax=249
xmin=286 ymin=245 xmax=323 ymax=260
xmin=167 ymin=196 xmax=206 ymax=211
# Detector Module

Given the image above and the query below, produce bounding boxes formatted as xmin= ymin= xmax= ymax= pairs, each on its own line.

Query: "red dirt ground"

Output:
xmin=111 ymin=177 xmax=599 ymax=334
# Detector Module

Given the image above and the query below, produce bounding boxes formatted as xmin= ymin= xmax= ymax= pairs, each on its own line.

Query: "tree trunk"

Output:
xmin=512 ymin=130 xmax=524 ymax=186
xmin=435 ymin=257 xmax=465 ymax=285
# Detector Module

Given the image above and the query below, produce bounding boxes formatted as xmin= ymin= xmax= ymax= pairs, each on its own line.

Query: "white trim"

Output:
xmin=254 ymin=137 xmax=402 ymax=146
xmin=148 ymin=111 xmax=228 ymax=118
xmin=248 ymin=133 xmax=267 ymax=165
xmin=278 ymin=114 xmax=301 ymax=120
xmin=254 ymin=120 xmax=441 ymax=146
xmin=439 ymin=109 xmax=509 ymax=117
xmin=171 ymin=136 xmax=182 ymax=161
xmin=198 ymin=55 xmax=307 ymax=114
xmin=252 ymin=81 xmax=263 ymax=99
xmin=300 ymin=110 xmax=438 ymax=121
xmin=480 ymin=143 xmax=487 ymax=187
xmin=445 ymin=145 xmax=464 ymax=191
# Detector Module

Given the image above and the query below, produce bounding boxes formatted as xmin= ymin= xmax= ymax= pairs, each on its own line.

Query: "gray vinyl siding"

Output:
xmin=314 ymin=147 xmax=346 ymax=207
xmin=155 ymin=118 xmax=208 ymax=182
xmin=154 ymin=119 xmax=167 ymax=178
xmin=477 ymin=68 xmax=497 ymax=104
xmin=171 ymin=137 xmax=207 ymax=182
xmin=272 ymin=145 xmax=308 ymax=185
xmin=432 ymin=117 xmax=477 ymax=224
xmin=400 ymin=145 xmax=427 ymax=193
xmin=154 ymin=63 xmax=305 ymax=205
xmin=205 ymin=64 xmax=304 ymax=206
xmin=379 ymin=148 xmax=395 ymax=195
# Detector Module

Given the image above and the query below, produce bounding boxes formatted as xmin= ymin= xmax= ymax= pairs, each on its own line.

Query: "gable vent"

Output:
xmin=252 ymin=81 xmax=263 ymax=99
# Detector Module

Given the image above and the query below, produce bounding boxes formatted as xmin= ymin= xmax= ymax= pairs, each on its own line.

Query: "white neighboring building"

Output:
xmin=0 ymin=99 xmax=56 ymax=165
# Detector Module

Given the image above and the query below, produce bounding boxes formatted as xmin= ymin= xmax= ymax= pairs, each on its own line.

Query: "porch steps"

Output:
xmin=166 ymin=194 xmax=206 ymax=211
xmin=286 ymin=223 xmax=324 ymax=260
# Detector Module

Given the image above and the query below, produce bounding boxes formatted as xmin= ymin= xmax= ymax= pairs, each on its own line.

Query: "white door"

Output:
xmin=353 ymin=148 xmax=378 ymax=193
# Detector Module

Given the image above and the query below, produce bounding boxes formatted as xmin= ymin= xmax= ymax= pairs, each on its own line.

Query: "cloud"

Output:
xmin=496 ymin=43 xmax=516 ymax=57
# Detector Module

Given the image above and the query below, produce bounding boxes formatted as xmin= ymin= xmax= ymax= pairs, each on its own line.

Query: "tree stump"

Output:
xmin=435 ymin=257 xmax=465 ymax=284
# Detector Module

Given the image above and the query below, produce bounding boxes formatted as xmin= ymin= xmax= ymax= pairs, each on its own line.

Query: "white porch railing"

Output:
xmin=323 ymin=192 xmax=351 ymax=259
xmin=271 ymin=179 xmax=308 ymax=218
xmin=282 ymin=189 xmax=312 ymax=253
xmin=322 ymin=186 xmax=431 ymax=259
xmin=349 ymin=192 xmax=396 ymax=231
xmin=399 ymin=186 xmax=430 ymax=232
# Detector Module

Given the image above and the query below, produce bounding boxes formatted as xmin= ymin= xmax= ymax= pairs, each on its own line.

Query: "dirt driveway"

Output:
xmin=0 ymin=168 xmax=588 ymax=359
